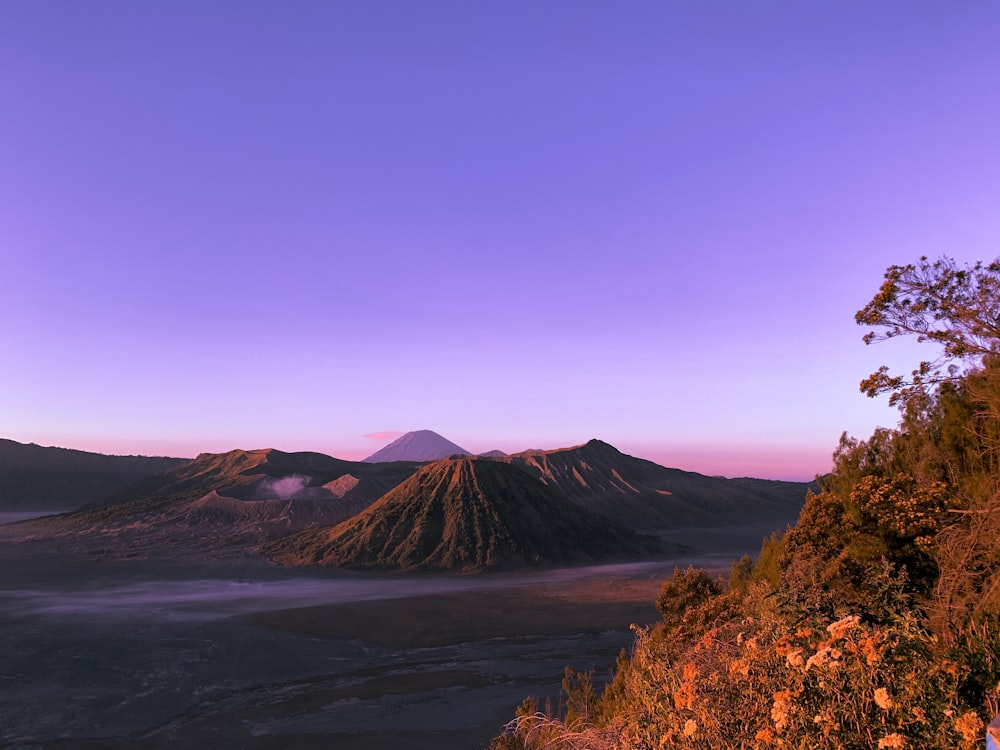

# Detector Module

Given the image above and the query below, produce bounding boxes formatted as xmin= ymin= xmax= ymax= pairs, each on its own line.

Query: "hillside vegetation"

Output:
xmin=491 ymin=257 xmax=1000 ymax=750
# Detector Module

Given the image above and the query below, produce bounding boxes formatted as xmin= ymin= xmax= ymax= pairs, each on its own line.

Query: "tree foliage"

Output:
xmin=856 ymin=256 xmax=1000 ymax=406
xmin=656 ymin=566 xmax=723 ymax=623
xmin=492 ymin=257 xmax=1000 ymax=750
xmin=560 ymin=666 xmax=598 ymax=729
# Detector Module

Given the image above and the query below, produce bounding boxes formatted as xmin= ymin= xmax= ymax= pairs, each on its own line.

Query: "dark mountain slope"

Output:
xmin=501 ymin=439 xmax=810 ymax=528
xmin=269 ymin=457 xmax=662 ymax=572
xmin=0 ymin=439 xmax=186 ymax=511
xmin=362 ymin=430 xmax=471 ymax=463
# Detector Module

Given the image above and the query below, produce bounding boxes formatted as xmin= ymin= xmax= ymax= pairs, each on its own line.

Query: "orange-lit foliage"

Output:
xmin=491 ymin=258 xmax=1000 ymax=750
xmin=492 ymin=582 xmax=994 ymax=750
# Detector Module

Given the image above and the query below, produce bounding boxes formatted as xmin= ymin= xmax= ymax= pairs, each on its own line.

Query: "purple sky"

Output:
xmin=2 ymin=2 xmax=999 ymax=480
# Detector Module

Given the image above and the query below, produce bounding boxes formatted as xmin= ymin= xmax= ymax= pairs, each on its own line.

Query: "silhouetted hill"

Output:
xmin=269 ymin=457 xmax=663 ymax=571
xmin=727 ymin=475 xmax=819 ymax=509
xmin=0 ymin=439 xmax=186 ymax=511
xmin=362 ymin=430 xmax=471 ymax=463
xmin=501 ymin=439 xmax=811 ymax=528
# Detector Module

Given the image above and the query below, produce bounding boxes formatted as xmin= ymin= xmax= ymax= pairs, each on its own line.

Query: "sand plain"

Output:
xmin=0 ymin=522 xmax=774 ymax=749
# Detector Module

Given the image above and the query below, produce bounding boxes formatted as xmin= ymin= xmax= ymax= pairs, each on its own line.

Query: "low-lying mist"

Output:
xmin=0 ymin=560 xmax=694 ymax=622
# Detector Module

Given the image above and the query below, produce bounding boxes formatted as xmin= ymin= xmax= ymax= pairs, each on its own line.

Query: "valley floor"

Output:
xmin=0 ymin=523 xmax=778 ymax=750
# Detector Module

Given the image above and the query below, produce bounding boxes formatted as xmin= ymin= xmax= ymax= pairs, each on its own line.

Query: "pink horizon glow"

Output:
xmin=362 ymin=431 xmax=405 ymax=442
xmin=9 ymin=431 xmax=829 ymax=482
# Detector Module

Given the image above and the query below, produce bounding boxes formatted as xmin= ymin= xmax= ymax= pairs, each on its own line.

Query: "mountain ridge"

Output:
xmin=268 ymin=456 xmax=663 ymax=571
xmin=4 ymin=448 xmax=423 ymax=554
xmin=4 ymin=436 xmax=811 ymax=568
xmin=499 ymin=438 xmax=809 ymax=528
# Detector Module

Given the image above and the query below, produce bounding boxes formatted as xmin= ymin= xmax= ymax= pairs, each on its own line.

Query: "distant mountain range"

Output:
xmin=2 ymin=432 xmax=815 ymax=571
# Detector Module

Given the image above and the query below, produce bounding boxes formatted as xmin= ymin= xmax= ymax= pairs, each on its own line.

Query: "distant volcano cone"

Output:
xmin=362 ymin=430 xmax=471 ymax=463
xmin=268 ymin=457 xmax=659 ymax=571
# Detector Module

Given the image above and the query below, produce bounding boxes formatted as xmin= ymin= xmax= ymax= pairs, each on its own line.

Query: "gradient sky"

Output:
xmin=2 ymin=2 xmax=999 ymax=480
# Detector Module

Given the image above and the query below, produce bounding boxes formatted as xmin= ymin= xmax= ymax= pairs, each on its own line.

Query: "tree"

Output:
xmin=560 ymin=667 xmax=597 ymax=729
xmin=856 ymin=256 xmax=1000 ymax=406
xmin=855 ymin=256 xmax=1000 ymax=642
xmin=656 ymin=566 xmax=722 ymax=622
